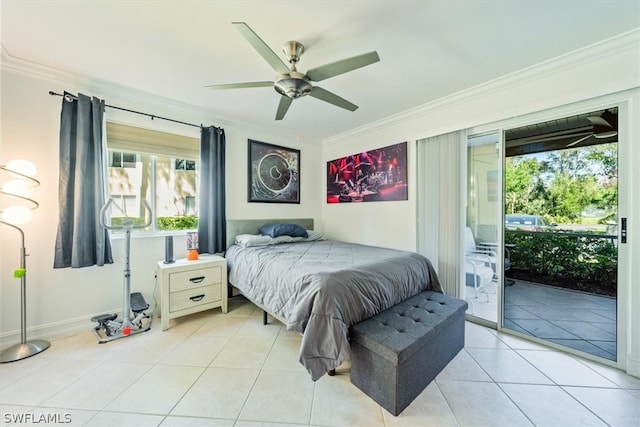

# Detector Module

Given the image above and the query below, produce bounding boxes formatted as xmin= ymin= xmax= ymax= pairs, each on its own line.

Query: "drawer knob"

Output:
xmin=189 ymin=276 xmax=205 ymax=283
xmin=189 ymin=294 xmax=205 ymax=302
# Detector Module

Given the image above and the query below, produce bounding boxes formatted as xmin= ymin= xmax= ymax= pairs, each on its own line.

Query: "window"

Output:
xmin=175 ymin=159 xmax=196 ymax=171
xmin=185 ymin=196 xmax=196 ymax=216
xmin=109 ymin=151 xmax=137 ymax=168
xmin=105 ymin=122 xmax=200 ymax=233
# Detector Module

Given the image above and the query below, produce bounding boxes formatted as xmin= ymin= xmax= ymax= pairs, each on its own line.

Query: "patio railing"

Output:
xmin=505 ymin=229 xmax=617 ymax=297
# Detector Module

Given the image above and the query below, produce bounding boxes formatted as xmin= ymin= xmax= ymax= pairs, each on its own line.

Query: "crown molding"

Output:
xmin=0 ymin=44 xmax=225 ymax=122
xmin=0 ymin=44 xmax=301 ymax=141
xmin=323 ymin=28 xmax=640 ymax=145
xmin=3 ymin=26 xmax=638 ymax=146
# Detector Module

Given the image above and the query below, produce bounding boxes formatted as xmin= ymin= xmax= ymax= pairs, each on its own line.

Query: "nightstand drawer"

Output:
xmin=169 ymin=266 xmax=221 ymax=292
xmin=157 ymin=254 xmax=228 ymax=331
xmin=169 ymin=284 xmax=222 ymax=312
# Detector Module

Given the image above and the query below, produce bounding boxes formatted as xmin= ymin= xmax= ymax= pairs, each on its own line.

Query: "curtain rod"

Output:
xmin=48 ymin=91 xmax=205 ymax=129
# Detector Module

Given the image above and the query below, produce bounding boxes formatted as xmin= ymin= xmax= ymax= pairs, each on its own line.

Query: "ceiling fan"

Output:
xmin=205 ymin=22 xmax=380 ymax=120
xmin=566 ymin=110 xmax=618 ymax=147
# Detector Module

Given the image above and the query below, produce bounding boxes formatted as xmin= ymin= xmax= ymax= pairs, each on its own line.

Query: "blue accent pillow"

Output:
xmin=259 ymin=223 xmax=308 ymax=238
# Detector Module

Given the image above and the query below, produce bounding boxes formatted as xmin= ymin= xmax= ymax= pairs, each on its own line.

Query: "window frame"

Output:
xmin=105 ymin=122 xmax=200 ymax=236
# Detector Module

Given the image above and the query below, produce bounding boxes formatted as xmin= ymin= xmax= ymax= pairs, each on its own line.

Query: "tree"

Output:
xmin=585 ymin=143 xmax=618 ymax=216
xmin=505 ymin=157 xmax=545 ymax=214
xmin=506 ymin=144 xmax=618 ymax=224
xmin=546 ymin=172 xmax=600 ymax=221
xmin=585 ymin=143 xmax=617 ymax=181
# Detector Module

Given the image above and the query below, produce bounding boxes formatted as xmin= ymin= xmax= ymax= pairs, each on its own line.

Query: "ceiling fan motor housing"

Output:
xmin=276 ymin=41 xmax=311 ymax=99
xmin=274 ymin=72 xmax=312 ymax=99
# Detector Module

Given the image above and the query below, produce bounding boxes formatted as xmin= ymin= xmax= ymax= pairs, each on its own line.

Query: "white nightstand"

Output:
xmin=157 ymin=254 xmax=228 ymax=331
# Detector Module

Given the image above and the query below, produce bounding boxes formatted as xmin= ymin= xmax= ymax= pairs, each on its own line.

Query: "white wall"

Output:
xmin=2 ymin=29 xmax=638 ymax=377
xmin=321 ymin=30 xmax=640 ymax=249
xmin=321 ymin=30 xmax=640 ymax=376
xmin=0 ymin=60 xmax=321 ymax=344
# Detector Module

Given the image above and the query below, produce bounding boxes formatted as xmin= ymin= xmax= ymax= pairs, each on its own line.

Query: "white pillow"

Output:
xmin=234 ymin=234 xmax=273 ymax=247
xmin=305 ymin=230 xmax=325 ymax=241
xmin=234 ymin=230 xmax=324 ymax=247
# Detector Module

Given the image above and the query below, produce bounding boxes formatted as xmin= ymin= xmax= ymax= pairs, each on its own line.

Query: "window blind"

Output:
xmin=416 ymin=130 xmax=466 ymax=297
xmin=106 ymin=122 xmax=199 ymax=160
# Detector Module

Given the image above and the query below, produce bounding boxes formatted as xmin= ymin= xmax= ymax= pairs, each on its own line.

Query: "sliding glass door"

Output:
xmin=502 ymin=108 xmax=619 ymax=361
xmin=464 ymin=132 xmax=502 ymax=323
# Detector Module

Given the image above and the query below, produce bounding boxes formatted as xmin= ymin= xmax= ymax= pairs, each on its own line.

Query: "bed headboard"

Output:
xmin=226 ymin=218 xmax=314 ymax=249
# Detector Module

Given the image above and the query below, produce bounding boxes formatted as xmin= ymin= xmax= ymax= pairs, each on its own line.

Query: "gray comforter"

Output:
xmin=225 ymin=240 xmax=442 ymax=380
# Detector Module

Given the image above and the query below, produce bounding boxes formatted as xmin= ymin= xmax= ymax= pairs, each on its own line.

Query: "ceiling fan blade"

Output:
xmin=566 ymin=134 xmax=593 ymax=147
xmin=593 ymin=129 xmax=617 ymax=139
xmin=306 ymin=51 xmax=380 ymax=82
xmin=275 ymin=96 xmax=293 ymax=120
xmin=309 ymin=86 xmax=358 ymax=111
xmin=587 ymin=116 xmax=613 ymax=128
xmin=232 ymin=22 xmax=289 ymax=74
xmin=204 ymin=81 xmax=273 ymax=90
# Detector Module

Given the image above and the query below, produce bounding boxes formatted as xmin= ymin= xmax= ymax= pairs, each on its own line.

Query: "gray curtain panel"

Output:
xmin=198 ymin=125 xmax=226 ymax=254
xmin=53 ymin=92 xmax=113 ymax=268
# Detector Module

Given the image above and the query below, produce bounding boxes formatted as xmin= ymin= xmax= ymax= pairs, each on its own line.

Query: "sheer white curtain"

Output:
xmin=416 ymin=130 xmax=466 ymax=297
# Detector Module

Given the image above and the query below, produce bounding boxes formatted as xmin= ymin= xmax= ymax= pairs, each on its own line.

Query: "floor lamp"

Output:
xmin=0 ymin=160 xmax=50 ymax=363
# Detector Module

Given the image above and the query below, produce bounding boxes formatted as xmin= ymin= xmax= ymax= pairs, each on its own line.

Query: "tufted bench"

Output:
xmin=349 ymin=290 xmax=468 ymax=415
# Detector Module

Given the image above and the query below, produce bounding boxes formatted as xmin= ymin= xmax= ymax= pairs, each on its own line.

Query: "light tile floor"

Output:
xmin=1 ymin=297 xmax=639 ymax=427
xmin=466 ymin=279 xmax=617 ymax=360
xmin=504 ymin=280 xmax=617 ymax=360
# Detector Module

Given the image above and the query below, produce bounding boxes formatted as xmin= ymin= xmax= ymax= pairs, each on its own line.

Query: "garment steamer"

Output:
xmin=91 ymin=199 xmax=152 ymax=343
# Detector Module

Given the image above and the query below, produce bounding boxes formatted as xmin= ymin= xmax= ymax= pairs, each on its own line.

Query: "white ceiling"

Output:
xmin=2 ymin=1 xmax=639 ymax=141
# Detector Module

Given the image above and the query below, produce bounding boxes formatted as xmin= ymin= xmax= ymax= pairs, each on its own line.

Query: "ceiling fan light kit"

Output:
xmin=205 ymin=22 xmax=380 ymax=120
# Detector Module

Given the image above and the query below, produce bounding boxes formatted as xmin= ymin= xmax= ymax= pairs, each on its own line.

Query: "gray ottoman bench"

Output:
xmin=349 ymin=290 xmax=468 ymax=415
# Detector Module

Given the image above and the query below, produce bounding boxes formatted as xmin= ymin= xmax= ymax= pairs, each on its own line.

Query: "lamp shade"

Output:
xmin=1 ymin=205 xmax=33 ymax=225
xmin=1 ymin=159 xmax=39 ymax=225
xmin=5 ymin=159 xmax=37 ymax=177
xmin=2 ymin=180 xmax=33 ymax=198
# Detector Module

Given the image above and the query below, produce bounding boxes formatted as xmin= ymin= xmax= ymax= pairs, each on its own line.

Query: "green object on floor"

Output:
xmin=14 ymin=268 xmax=26 ymax=278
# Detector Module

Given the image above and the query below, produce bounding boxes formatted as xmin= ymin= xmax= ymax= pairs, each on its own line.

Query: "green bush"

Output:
xmin=506 ymin=229 xmax=617 ymax=296
xmin=157 ymin=216 xmax=198 ymax=231
xmin=110 ymin=217 xmax=148 ymax=228
xmin=109 ymin=216 xmax=198 ymax=231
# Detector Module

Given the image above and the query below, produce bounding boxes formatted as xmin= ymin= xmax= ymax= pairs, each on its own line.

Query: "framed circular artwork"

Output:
xmin=248 ymin=139 xmax=300 ymax=203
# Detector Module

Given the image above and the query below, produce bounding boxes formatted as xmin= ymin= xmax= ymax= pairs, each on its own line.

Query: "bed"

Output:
xmin=225 ymin=218 xmax=442 ymax=381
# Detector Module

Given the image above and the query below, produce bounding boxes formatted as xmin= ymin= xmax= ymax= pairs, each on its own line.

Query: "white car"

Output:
xmin=505 ymin=214 xmax=551 ymax=231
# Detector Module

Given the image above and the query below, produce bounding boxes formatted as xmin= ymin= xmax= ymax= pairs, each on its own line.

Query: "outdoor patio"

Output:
xmin=466 ymin=279 xmax=616 ymax=360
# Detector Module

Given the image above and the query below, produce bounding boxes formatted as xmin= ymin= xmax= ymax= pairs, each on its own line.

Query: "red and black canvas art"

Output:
xmin=327 ymin=142 xmax=408 ymax=203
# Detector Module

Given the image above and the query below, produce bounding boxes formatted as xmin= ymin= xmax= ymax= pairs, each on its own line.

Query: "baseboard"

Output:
xmin=627 ymin=354 xmax=640 ymax=379
xmin=0 ymin=310 xmax=123 ymax=351
xmin=0 ymin=318 xmax=87 ymax=350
